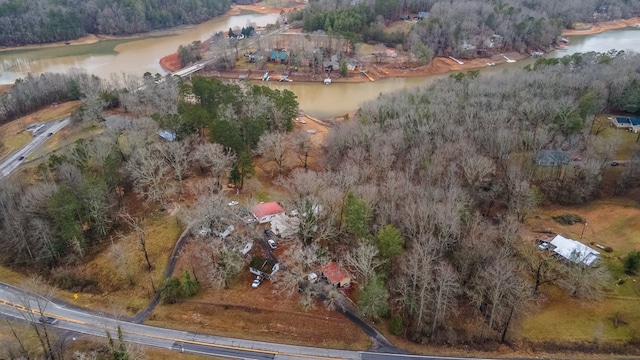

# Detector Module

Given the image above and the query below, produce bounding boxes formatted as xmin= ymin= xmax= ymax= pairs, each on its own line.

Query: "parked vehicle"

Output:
xmin=251 ymin=276 xmax=263 ymax=289
xmin=268 ymin=239 xmax=277 ymax=249
xmin=264 ymin=229 xmax=274 ymax=238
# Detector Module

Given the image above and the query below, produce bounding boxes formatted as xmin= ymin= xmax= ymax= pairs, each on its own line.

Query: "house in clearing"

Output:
xmin=157 ymin=130 xmax=176 ymax=142
xmin=610 ymin=116 xmax=632 ymax=129
xmin=251 ymin=202 xmax=286 ymax=224
xmin=321 ymin=262 xmax=351 ymax=288
xmin=249 ymin=256 xmax=279 ymax=278
xmin=549 ymin=234 xmax=600 ymax=266
xmin=536 ymin=149 xmax=570 ymax=166
xmin=610 ymin=116 xmax=640 ymax=132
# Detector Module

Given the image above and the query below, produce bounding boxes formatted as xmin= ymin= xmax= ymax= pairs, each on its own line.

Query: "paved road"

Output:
xmin=0 ymin=281 xmax=509 ymax=360
xmin=0 ymin=281 xmax=357 ymax=359
xmin=0 ymin=118 xmax=69 ymax=179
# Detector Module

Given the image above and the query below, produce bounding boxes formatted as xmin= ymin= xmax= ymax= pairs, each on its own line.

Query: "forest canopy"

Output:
xmin=0 ymin=0 xmax=232 ymax=46
xmin=290 ymin=0 xmax=640 ymax=57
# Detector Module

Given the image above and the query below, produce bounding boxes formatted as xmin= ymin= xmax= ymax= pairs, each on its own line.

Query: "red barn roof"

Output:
xmin=321 ymin=262 xmax=351 ymax=287
xmin=252 ymin=202 xmax=285 ymax=222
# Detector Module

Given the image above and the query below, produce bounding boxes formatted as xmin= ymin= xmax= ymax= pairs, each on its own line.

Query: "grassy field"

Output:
xmin=522 ymin=198 xmax=640 ymax=345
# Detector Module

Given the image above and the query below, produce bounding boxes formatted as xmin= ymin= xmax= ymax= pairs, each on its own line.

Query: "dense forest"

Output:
xmin=0 ymin=0 xmax=232 ymax=46
xmin=1 ymin=51 xmax=640 ymax=351
xmin=316 ymin=51 xmax=640 ymax=341
xmin=289 ymin=0 xmax=640 ymax=57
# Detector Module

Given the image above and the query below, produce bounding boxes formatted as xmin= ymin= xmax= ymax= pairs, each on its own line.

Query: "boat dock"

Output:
xmin=361 ymin=71 xmax=375 ymax=81
xmin=448 ymin=56 xmax=464 ymax=65
xmin=502 ymin=54 xmax=516 ymax=63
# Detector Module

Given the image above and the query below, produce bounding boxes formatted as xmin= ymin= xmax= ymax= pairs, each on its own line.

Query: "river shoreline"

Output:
xmin=190 ymin=52 xmax=530 ymax=85
xmin=0 ymin=4 xmax=294 ymax=54
xmin=562 ymin=17 xmax=640 ymax=36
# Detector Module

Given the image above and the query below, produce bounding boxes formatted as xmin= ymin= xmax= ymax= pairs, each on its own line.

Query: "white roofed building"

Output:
xmin=550 ymin=234 xmax=600 ymax=266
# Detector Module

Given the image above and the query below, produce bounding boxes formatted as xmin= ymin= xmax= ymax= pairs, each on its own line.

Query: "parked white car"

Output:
xmin=251 ymin=276 xmax=263 ymax=289
xmin=228 ymin=200 xmax=239 ymax=206
xmin=268 ymin=239 xmax=277 ymax=249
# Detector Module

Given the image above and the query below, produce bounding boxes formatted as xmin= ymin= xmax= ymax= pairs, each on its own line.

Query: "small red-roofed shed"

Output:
xmin=321 ymin=262 xmax=351 ymax=288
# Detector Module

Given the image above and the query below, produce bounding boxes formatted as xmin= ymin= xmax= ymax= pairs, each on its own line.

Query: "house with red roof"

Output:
xmin=251 ymin=202 xmax=285 ymax=224
xmin=321 ymin=262 xmax=351 ymax=288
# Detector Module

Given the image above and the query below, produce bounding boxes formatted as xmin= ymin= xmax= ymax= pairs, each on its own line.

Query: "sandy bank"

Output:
xmin=562 ymin=17 xmax=640 ymax=36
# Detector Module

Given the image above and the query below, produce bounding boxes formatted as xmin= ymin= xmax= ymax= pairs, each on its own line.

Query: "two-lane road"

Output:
xmin=0 ymin=281 xmax=503 ymax=360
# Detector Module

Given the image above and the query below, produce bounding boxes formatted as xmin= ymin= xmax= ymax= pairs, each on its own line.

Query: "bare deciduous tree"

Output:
xmin=255 ymin=131 xmax=291 ymax=177
xmin=157 ymin=139 xmax=193 ymax=193
xmin=16 ymin=276 xmax=58 ymax=360
xmin=558 ymin=260 xmax=610 ymax=300
xmin=194 ymin=142 xmax=236 ymax=191
xmin=118 ymin=211 xmax=153 ymax=272
xmin=291 ymin=130 xmax=313 ymax=170
xmin=126 ymin=145 xmax=173 ymax=206
xmin=431 ymin=261 xmax=460 ymax=337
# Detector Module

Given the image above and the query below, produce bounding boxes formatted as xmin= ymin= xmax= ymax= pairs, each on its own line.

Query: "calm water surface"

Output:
xmin=0 ymin=13 xmax=279 ymax=84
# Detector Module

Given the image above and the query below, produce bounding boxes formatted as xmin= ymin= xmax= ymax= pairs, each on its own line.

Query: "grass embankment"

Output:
xmin=59 ymin=213 xmax=183 ymax=316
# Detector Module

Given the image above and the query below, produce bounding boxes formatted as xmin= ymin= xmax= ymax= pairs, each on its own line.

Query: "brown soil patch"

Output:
xmin=562 ymin=17 xmax=640 ymax=36
xmin=228 ymin=3 xmax=303 ymax=15
xmin=153 ymin=236 xmax=370 ymax=350
xmin=0 ymin=84 xmax=12 ymax=95
xmin=159 ymin=52 xmax=181 ymax=72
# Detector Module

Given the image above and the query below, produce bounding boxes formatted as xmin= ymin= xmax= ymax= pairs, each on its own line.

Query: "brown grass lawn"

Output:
xmin=384 ymin=20 xmax=414 ymax=34
xmin=54 ymin=210 xmax=184 ymax=317
xmin=524 ymin=199 xmax=640 ymax=254
xmin=522 ymin=198 xmax=640 ymax=344
xmin=521 ymin=286 xmax=640 ymax=343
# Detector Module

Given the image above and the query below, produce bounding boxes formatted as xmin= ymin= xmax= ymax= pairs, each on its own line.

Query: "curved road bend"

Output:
xmin=0 ymin=281 xmax=507 ymax=360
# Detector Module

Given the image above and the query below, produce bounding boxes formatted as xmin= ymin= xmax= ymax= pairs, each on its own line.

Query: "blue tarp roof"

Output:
xmin=616 ymin=117 xmax=631 ymax=124
xmin=631 ymin=117 xmax=640 ymax=126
